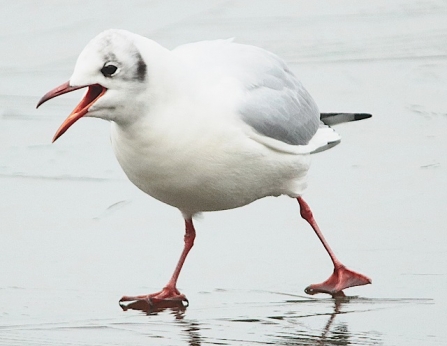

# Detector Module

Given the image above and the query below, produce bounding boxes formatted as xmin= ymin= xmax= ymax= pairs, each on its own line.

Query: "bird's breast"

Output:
xmin=110 ymin=117 xmax=310 ymax=216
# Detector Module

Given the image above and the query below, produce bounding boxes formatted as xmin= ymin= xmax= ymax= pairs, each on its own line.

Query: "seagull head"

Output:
xmin=37 ymin=29 xmax=152 ymax=142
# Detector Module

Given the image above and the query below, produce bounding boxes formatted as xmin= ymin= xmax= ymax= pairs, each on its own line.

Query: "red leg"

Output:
xmin=119 ymin=219 xmax=196 ymax=308
xmin=297 ymin=197 xmax=371 ymax=297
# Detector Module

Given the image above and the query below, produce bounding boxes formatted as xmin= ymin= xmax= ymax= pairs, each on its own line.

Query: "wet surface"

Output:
xmin=0 ymin=287 xmax=437 ymax=345
xmin=1 ymin=0 xmax=447 ymax=345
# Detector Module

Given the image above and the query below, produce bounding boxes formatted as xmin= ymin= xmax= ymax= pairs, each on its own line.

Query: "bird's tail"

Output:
xmin=310 ymin=113 xmax=372 ymax=154
xmin=320 ymin=112 xmax=372 ymax=126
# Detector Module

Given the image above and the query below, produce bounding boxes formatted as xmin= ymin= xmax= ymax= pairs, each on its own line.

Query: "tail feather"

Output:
xmin=320 ymin=112 xmax=372 ymax=126
xmin=310 ymin=113 xmax=372 ymax=154
xmin=309 ymin=123 xmax=341 ymax=154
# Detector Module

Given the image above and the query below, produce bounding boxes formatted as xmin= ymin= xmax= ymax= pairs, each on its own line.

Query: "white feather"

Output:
xmin=64 ymin=30 xmax=343 ymax=217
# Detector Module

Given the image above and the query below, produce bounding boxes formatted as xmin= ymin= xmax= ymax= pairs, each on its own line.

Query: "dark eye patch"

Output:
xmin=101 ymin=64 xmax=118 ymax=77
xmin=135 ymin=53 xmax=147 ymax=82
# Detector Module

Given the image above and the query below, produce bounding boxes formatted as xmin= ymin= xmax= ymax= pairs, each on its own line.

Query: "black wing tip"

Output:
xmin=320 ymin=112 xmax=372 ymax=125
xmin=353 ymin=113 xmax=372 ymax=121
xmin=320 ymin=112 xmax=372 ymax=120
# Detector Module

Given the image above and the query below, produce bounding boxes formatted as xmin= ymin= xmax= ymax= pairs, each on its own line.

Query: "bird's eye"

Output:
xmin=101 ymin=64 xmax=118 ymax=77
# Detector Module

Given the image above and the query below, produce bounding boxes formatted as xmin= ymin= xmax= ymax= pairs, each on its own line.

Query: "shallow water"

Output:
xmin=1 ymin=0 xmax=447 ymax=345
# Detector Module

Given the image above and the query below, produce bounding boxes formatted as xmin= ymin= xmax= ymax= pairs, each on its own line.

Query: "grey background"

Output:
xmin=1 ymin=0 xmax=446 ymax=345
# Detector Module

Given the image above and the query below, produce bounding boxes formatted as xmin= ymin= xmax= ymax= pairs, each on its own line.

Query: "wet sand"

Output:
xmin=1 ymin=0 xmax=446 ymax=344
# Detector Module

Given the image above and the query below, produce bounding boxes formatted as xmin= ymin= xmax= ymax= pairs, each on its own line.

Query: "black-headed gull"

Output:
xmin=37 ymin=29 xmax=371 ymax=309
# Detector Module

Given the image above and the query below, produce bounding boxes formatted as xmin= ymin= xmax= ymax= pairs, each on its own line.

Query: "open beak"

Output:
xmin=36 ymin=81 xmax=107 ymax=142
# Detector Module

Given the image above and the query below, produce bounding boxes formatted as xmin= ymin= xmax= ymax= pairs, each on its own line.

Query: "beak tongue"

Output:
xmin=37 ymin=82 xmax=107 ymax=142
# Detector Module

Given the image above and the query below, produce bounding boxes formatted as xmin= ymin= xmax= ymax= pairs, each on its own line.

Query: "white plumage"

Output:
xmin=37 ymin=29 xmax=371 ymax=309
xmin=68 ymin=30 xmax=337 ymax=217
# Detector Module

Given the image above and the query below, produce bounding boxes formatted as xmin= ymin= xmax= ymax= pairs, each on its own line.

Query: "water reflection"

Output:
xmin=122 ymin=303 xmax=204 ymax=345
xmin=120 ymin=299 xmax=203 ymax=344
xmin=273 ymin=295 xmax=433 ymax=345
xmin=119 ymin=297 xmax=188 ymax=315
xmin=318 ymin=297 xmax=346 ymax=345
xmin=274 ymin=297 xmax=355 ymax=345
xmin=121 ymin=292 xmax=388 ymax=345
xmin=175 ymin=315 xmax=204 ymax=346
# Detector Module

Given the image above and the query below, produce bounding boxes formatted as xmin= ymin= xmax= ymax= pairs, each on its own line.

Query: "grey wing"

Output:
xmin=238 ymin=54 xmax=320 ymax=146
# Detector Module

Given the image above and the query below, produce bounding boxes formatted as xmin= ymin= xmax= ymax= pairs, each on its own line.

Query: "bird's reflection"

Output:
xmin=317 ymin=297 xmax=348 ymax=345
xmin=176 ymin=317 xmax=203 ymax=346
xmin=120 ymin=294 xmax=380 ymax=345
xmin=275 ymin=295 xmax=382 ymax=345
xmin=119 ymin=298 xmax=188 ymax=315
xmin=120 ymin=299 xmax=203 ymax=345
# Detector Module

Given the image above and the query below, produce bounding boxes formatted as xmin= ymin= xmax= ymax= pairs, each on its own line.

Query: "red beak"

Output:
xmin=37 ymin=82 xmax=107 ymax=142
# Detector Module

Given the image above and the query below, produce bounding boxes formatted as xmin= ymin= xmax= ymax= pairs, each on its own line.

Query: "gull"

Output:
xmin=37 ymin=29 xmax=371 ymax=309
